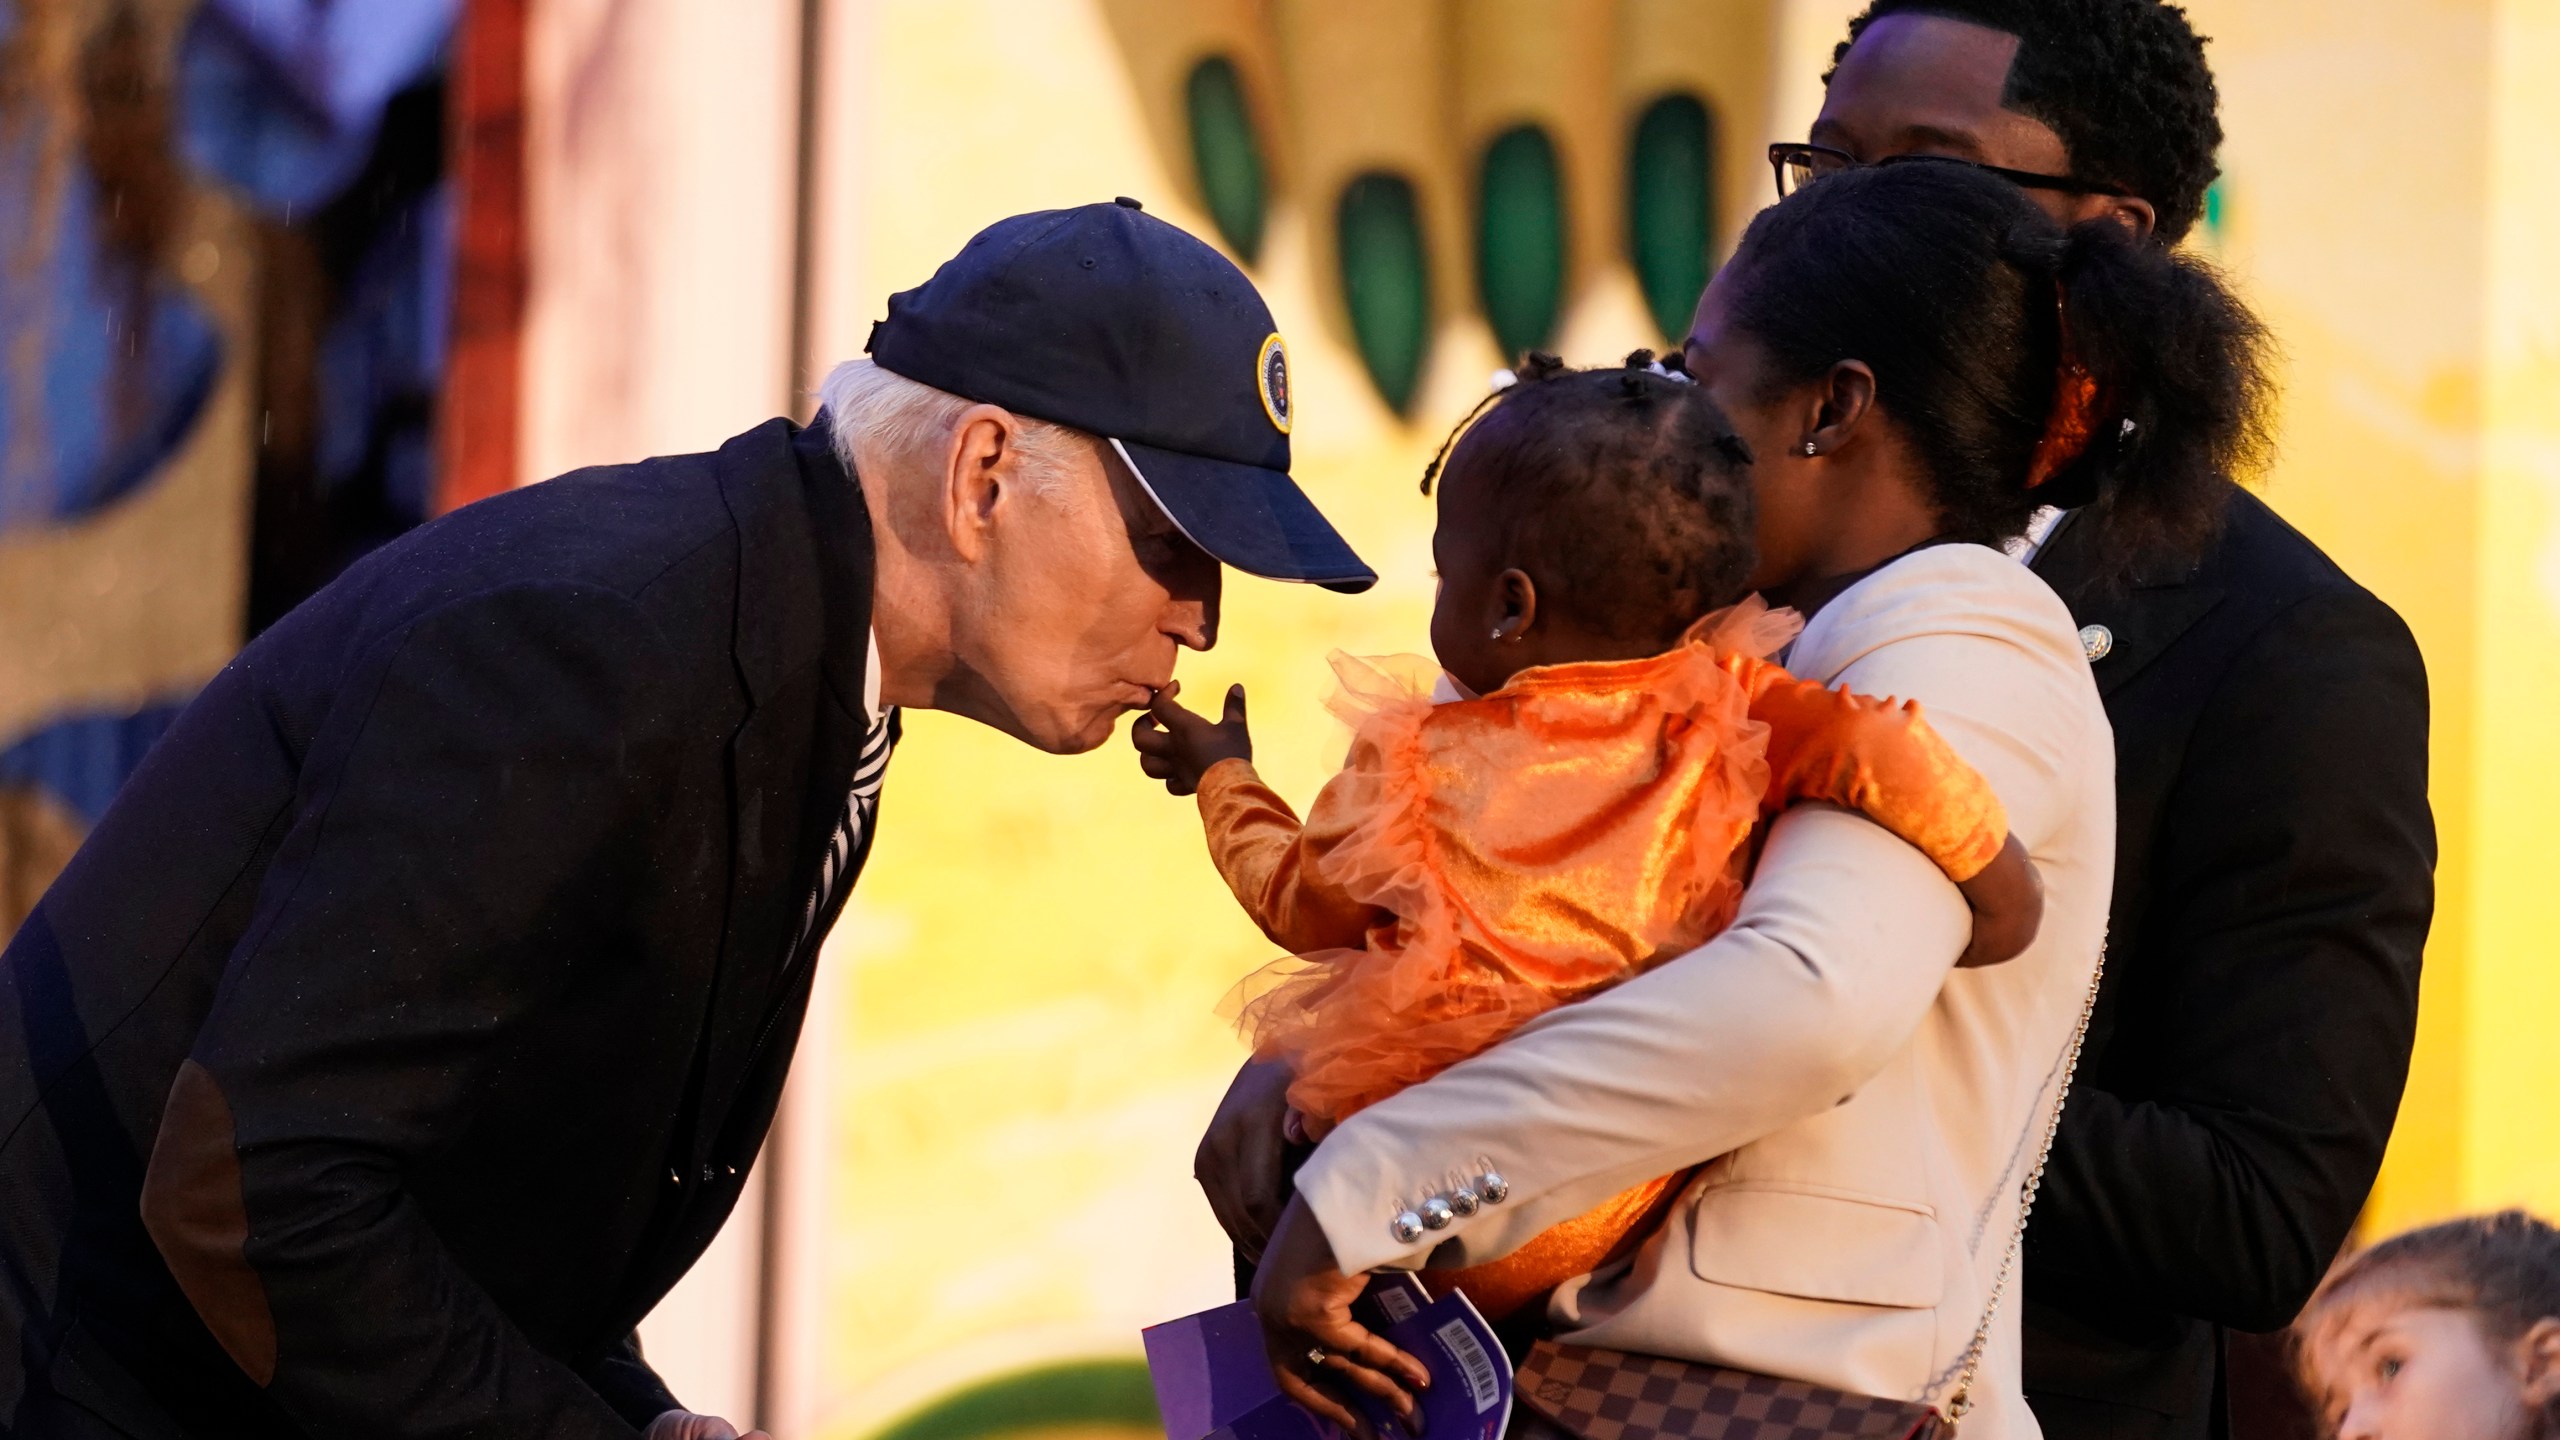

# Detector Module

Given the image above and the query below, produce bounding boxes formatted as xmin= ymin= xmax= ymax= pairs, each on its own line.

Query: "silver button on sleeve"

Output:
xmin=1390 ymin=1210 xmax=1425 ymax=1244
xmin=1449 ymin=1185 xmax=1480 ymax=1217
xmin=1420 ymin=1196 xmax=1455 ymax=1230
xmin=1478 ymin=1169 xmax=1510 ymax=1205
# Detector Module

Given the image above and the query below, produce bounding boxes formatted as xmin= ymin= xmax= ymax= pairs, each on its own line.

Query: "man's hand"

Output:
xmin=1196 ymin=1058 xmax=1298 ymax=1261
xmin=1251 ymin=1197 xmax=1430 ymax=1439
xmin=643 ymin=1411 xmax=772 ymax=1440
xmin=1130 ymin=681 xmax=1253 ymax=796
xmin=1954 ymin=832 xmax=2044 ymax=968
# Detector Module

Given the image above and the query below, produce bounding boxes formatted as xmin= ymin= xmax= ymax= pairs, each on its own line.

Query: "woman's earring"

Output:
xmin=1801 ymin=441 xmax=1819 ymax=457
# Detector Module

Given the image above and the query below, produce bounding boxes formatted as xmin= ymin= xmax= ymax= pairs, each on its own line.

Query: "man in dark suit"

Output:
xmin=1802 ymin=4 xmax=2436 ymax=1437
xmin=0 ymin=200 xmax=1374 ymax=1438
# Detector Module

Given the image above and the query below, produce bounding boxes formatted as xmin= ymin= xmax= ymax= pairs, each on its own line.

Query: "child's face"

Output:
xmin=1426 ymin=458 xmax=1518 ymax=699
xmin=2306 ymin=1297 xmax=2535 ymax=1440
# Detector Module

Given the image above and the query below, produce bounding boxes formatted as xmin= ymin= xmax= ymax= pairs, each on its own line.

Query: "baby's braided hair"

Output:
xmin=1423 ymin=350 xmax=1759 ymax=649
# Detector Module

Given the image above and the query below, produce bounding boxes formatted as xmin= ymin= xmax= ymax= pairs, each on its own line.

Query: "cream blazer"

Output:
xmin=1295 ymin=545 xmax=2113 ymax=1440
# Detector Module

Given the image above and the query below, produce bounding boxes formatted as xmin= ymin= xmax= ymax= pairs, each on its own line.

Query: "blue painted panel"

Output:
xmin=0 ymin=701 xmax=192 ymax=828
xmin=177 ymin=0 xmax=459 ymax=216
xmin=0 ymin=146 xmax=223 ymax=534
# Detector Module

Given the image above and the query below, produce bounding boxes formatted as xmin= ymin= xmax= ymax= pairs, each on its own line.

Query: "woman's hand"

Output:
xmin=1251 ymin=1197 xmax=1431 ymax=1438
xmin=1954 ymin=833 xmax=2044 ymax=968
xmin=1130 ymin=681 xmax=1253 ymax=796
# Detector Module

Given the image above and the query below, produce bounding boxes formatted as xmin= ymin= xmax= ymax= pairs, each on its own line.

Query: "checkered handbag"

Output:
xmin=1519 ymin=1342 xmax=1946 ymax=1440
xmin=1515 ymin=939 xmax=2110 ymax=1440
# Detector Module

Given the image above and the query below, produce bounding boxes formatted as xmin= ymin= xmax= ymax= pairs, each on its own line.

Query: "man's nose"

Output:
xmin=1166 ymin=564 xmax=1222 ymax=651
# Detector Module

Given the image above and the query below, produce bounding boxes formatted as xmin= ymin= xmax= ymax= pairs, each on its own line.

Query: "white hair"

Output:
xmin=816 ymin=359 xmax=1099 ymax=504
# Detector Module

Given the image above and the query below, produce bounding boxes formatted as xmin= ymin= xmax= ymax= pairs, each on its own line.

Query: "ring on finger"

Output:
xmin=1306 ymin=1345 xmax=1330 ymax=1369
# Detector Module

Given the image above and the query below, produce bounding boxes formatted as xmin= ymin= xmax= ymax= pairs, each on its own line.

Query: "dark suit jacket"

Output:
xmin=2021 ymin=483 xmax=2434 ymax=1438
xmin=0 ymin=416 xmax=879 ymax=1437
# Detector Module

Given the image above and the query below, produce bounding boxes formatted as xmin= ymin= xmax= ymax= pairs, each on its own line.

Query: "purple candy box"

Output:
xmin=1143 ymin=1275 xmax=1513 ymax=1440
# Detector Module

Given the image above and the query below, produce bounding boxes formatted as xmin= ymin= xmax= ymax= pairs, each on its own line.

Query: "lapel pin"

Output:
xmin=2080 ymin=624 xmax=2115 ymax=662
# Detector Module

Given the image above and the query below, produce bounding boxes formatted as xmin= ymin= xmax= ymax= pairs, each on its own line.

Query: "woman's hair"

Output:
xmin=2295 ymin=1209 xmax=2560 ymax=1429
xmin=1423 ymin=351 xmax=1757 ymax=648
xmin=1720 ymin=162 xmax=2272 ymax=574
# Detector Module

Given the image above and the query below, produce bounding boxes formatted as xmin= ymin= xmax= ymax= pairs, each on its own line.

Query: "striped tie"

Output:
xmin=797 ymin=707 xmax=897 ymax=955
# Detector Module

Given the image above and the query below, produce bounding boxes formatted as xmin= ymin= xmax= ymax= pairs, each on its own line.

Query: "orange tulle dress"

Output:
xmin=1192 ymin=601 xmax=2011 ymax=1319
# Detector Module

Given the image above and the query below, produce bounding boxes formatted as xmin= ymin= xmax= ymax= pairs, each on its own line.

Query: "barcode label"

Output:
xmin=1434 ymin=1319 xmax=1501 ymax=1414
xmin=1378 ymin=1287 xmax=1419 ymax=1324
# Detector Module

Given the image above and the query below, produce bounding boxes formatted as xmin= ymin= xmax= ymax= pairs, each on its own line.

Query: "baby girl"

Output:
xmin=1133 ymin=353 xmax=2041 ymax=1317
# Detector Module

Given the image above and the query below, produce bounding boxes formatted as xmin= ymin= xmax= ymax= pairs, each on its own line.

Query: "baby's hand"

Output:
xmin=1955 ymin=833 xmax=2044 ymax=968
xmin=1130 ymin=680 xmax=1254 ymax=797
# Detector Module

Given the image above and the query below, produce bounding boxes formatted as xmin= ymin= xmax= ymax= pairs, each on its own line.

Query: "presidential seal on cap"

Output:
xmin=865 ymin=199 xmax=1371 ymax=593
xmin=1257 ymin=334 xmax=1292 ymax=435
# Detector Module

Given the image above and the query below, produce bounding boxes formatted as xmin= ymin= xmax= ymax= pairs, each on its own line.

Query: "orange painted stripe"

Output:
xmin=437 ymin=0 xmax=529 ymax=513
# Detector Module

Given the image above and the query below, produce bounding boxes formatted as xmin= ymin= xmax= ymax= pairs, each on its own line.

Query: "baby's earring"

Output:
xmin=1801 ymin=441 xmax=1819 ymax=456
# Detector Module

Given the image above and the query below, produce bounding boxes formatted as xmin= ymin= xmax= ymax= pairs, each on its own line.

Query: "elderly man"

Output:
xmin=0 ymin=200 xmax=1369 ymax=1439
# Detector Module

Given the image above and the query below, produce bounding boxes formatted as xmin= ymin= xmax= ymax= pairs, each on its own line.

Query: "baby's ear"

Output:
xmin=2520 ymin=1317 xmax=2560 ymax=1407
xmin=1497 ymin=568 xmax=1539 ymax=631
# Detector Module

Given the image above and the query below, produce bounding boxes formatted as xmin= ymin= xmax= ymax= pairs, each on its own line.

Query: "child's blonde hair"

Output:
xmin=2295 ymin=1209 xmax=2560 ymax=1433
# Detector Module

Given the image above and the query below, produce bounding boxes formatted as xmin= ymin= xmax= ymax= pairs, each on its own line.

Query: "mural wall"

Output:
xmin=4 ymin=1 xmax=2557 ymax=1437
xmin=668 ymin=1 xmax=2560 ymax=1435
xmin=752 ymin=2 xmax=2560 ymax=1435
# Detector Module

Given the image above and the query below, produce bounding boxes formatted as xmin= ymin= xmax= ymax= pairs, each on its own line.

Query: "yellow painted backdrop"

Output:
xmin=2191 ymin=0 xmax=2560 ymax=1231
xmin=569 ymin=0 xmax=2560 ymax=1432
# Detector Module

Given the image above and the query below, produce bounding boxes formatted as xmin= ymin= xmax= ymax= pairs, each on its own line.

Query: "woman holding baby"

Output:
xmin=1140 ymin=160 xmax=2270 ymax=1440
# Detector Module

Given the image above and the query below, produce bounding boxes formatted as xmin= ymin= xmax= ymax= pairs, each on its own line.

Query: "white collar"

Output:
xmin=1429 ymin=671 xmax=1478 ymax=705
xmin=2006 ymin=505 xmax=2068 ymax=565
xmin=864 ymin=629 xmax=885 ymax=727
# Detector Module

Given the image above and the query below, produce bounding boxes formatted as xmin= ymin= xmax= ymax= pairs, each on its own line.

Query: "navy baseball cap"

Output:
xmin=866 ymin=199 xmax=1376 ymax=593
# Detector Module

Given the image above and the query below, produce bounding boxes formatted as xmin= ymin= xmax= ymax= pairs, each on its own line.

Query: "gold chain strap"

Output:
xmin=1941 ymin=936 xmax=2107 ymax=1429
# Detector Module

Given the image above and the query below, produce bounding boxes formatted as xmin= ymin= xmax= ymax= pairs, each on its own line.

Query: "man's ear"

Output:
xmin=1810 ymin=360 xmax=1877 ymax=454
xmin=2517 ymin=1317 xmax=2560 ymax=1407
xmin=940 ymin=404 xmax=1017 ymax=561
xmin=1491 ymin=567 xmax=1539 ymax=640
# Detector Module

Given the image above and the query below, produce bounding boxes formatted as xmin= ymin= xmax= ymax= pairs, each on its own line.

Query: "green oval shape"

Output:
xmin=1337 ymin=171 xmax=1433 ymax=414
xmin=866 ymin=1360 xmax=1159 ymax=1440
xmin=1477 ymin=124 xmax=1566 ymax=360
xmin=1185 ymin=56 xmax=1267 ymax=263
xmin=1627 ymin=93 xmax=1717 ymax=343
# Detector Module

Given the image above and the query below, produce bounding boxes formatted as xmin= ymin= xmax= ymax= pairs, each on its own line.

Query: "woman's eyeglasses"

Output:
xmin=1768 ymin=142 xmax=2131 ymax=201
